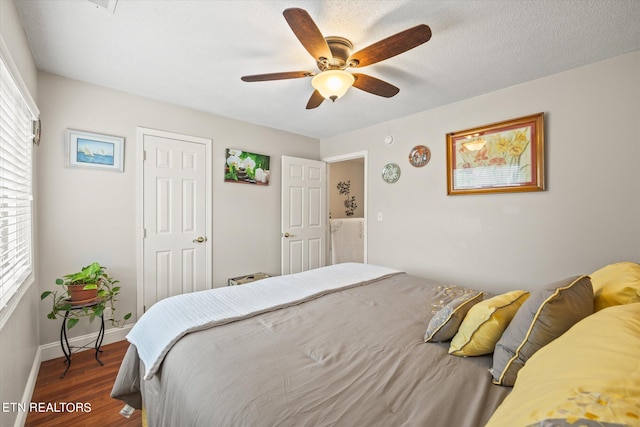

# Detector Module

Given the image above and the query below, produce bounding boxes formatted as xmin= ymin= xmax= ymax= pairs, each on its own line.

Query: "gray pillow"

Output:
xmin=424 ymin=291 xmax=483 ymax=342
xmin=490 ymin=275 xmax=593 ymax=386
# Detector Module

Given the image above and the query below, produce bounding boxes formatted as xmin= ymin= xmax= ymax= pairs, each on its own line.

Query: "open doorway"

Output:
xmin=323 ymin=151 xmax=367 ymax=265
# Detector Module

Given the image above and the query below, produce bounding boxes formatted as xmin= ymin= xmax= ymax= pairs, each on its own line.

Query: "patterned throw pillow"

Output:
xmin=424 ymin=291 xmax=483 ymax=342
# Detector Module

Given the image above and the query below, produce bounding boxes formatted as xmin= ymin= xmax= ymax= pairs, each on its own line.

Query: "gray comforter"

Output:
xmin=112 ymin=272 xmax=510 ymax=426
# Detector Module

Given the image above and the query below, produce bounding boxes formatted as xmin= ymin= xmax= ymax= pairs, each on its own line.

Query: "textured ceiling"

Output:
xmin=15 ymin=0 xmax=640 ymax=139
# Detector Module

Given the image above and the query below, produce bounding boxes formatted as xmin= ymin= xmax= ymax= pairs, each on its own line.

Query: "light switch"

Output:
xmin=377 ymin=212 xmax=383 ymax=221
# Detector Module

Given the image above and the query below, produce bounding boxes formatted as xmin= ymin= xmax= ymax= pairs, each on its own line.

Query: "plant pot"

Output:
xmin=68 ymin=283 xmax=98 ymax=303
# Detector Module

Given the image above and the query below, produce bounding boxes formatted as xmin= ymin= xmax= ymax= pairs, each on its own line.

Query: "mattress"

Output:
xmin=112 ymin=264 xmax=510 ymax=426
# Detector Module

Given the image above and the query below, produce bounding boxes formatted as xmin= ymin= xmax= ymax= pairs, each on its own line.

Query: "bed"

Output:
xmin=111 ymin=262 xmax=640 ymax=427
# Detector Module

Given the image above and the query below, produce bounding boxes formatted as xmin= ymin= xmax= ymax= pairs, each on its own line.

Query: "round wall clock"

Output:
xmin=382 ymin=163 xmax=401 ymax=183
xmin=409 ymin=145 xmax=430 ymax=167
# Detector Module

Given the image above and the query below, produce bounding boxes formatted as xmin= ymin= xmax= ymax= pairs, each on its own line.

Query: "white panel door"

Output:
xmin=140 ymin=129 xmax=211 ymax=314
xmin=281 ymin=156 xmax=326 ymax=275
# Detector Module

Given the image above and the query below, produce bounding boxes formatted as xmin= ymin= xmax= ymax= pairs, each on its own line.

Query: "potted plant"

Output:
xmin=41 ymin=262 xmax=132 ymax=329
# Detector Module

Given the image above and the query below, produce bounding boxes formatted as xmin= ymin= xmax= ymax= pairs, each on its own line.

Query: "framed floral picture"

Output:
xmin=446 ymin=113 xmax=544 ymax=195
xmin=224 ymin=148 xmax=270 ymax=185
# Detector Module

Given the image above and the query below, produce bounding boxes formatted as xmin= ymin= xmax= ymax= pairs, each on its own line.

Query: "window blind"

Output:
xmin=0 ymin=55 xmax=34 ymax=310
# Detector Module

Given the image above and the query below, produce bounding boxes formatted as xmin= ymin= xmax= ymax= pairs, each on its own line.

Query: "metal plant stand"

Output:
xmin=59 ymin=301 xmax=105 ymax=378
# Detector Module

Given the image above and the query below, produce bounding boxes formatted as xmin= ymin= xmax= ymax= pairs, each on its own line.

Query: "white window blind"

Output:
xmin=0 ymin=54 xmax=34 ymax=310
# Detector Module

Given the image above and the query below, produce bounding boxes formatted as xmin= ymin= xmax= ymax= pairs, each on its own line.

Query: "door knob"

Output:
xmin=193 ymin=237 xmax=207 ymax=243
xmin=284 ymin=232 xmax=294 ymax=238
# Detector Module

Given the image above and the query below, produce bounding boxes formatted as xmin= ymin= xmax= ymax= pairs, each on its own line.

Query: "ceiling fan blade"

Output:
xmin=352 ymin=73 xmax=399 ymax=98
xmin=241 ymin=71 xmax=312 ymax=82
xmin=348 ymin=24 xmax=432 ymax=68
xmin=306 ymin=90 xmax=325 ymax=109
xmin=283 ymin=8 xmax=332 ymax=61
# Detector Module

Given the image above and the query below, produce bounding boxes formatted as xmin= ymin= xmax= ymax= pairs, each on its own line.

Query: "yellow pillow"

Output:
xmin=590 ymin=261 xmax=640 ymax=311
xmin=486 ymin=302 xmax=640 ymax=427
xmin=449 ymin=290 xmax=529 ymax=356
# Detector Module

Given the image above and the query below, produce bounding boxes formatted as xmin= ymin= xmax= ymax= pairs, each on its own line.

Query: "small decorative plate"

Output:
xmin=409 ymin=145 xmax=431 ymax=167
xmin=382 ymin=163 xmax=401 ymax=183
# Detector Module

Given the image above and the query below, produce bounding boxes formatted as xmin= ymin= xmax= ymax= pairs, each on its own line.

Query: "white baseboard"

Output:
xmin=14 ymin=347 xmax=42 ymax=427
xmin=40 ymin=323 xmax=134 ymax=362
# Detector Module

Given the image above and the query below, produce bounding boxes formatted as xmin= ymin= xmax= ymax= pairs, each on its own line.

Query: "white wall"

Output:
xmin=321 ymin=51 xmax=640 ymax=293
xmin=0 ymin=0 xmax=37 ymax=93
xmin=0 ymin=1 xmax=40 ymax=426
xmin=36 ymin=72 xmax=319 ymax=352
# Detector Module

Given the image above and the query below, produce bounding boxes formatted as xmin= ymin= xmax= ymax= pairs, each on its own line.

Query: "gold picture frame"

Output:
xmin=446 ymin=113 xmax=544 ymax=195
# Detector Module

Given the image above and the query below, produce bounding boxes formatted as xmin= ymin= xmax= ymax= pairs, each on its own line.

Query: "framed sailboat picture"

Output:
xmin=65 ymin=129 xmax=125 ymax=172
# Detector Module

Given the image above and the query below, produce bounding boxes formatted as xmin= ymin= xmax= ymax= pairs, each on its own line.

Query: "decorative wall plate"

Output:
xmin=382 ymin=163 xmax=401 ymax=183
xmin=409 ymin=145 xmax=431 ymax=167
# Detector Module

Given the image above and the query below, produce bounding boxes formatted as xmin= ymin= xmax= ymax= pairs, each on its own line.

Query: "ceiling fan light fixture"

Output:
xmin=311 ymin=70 xmax=355 ymax=102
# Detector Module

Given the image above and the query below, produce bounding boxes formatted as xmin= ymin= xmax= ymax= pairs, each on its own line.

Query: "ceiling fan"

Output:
xmin=241 ymin=8 xmax=432 ymax=109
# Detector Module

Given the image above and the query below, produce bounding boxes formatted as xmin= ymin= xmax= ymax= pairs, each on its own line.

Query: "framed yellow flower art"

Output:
xmin=446 ymin=113 xmax=545 ymax=195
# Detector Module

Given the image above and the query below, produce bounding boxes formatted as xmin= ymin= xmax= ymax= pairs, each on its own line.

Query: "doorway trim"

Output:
xmin=322 ymin=150 xmax=368 ymax=264
xmin=136 ymin=127 xmax=213 ymax=318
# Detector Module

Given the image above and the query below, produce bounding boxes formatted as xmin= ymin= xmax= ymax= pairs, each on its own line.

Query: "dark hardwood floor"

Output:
xmin=25 ymin=340 xmax=141 ymax=426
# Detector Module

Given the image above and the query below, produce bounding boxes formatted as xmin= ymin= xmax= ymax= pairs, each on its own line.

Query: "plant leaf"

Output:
xmin=67 ymin=318 xmax=79 ymax=329
xmin=40 ymin=291 xmax=52 ymax=300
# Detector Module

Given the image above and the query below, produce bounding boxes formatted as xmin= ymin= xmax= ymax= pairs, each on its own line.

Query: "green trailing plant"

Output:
xmin=40 ymin=262 xmax=132 ymax=329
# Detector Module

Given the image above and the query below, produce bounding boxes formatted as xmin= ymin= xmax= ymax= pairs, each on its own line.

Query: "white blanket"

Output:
xmin=127 ymin=263 xmax=401 ymax=380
